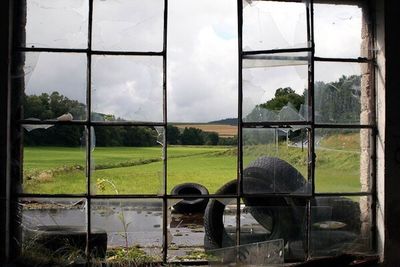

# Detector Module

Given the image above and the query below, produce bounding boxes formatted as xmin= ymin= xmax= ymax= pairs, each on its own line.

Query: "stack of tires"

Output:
xmin=203 ymin=157 xmax=361 ymax=259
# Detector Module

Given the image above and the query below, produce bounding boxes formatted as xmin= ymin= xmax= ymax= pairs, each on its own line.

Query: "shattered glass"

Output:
xmin=19 ymin=52 xmax=87 ymax=121
xmin=315 ymin=62 xmax=369 ymax=124
xmin=243 ymin=0 xmax=308 ymax=51
xmin=17 ymin=198 xmax=87 ymax=265
xmin=207 ymin=239 xmax=284 ymax=266
xmin=310 ymin=196 xmax=373 ymax=256
xmin=243 ymin=52 xmax=310 ymax=123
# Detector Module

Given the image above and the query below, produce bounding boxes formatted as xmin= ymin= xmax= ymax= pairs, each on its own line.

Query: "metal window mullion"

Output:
xmin=243 ymin=47 xmax=312 ymax=56
xmin=162 ymin=0 xmax=168 ymax=263
xmin=243 ymin=121 xmax=312 ymax=127
xmin=15 ymin=46 xmax=164 ymax=57
xmin=237 ymin=0 xmax=243 ymax=250
xmin=306 ymin=0 xmax=315 ymax=260
xmin=85 ymin=0 xmax=94 ymax=261
xmin=314 ymin=124 xmax=375 ymax=129
xmin=314 ymin=56 xmax=371 ymax=63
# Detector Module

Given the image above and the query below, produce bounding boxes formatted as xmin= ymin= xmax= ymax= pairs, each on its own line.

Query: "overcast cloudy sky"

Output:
xmin=24 ymin=0 xmax=362 ymax=122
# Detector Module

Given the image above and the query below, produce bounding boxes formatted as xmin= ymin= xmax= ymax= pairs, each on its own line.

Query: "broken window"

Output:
xmin=10 ymin=0 xmax=375 ymax=265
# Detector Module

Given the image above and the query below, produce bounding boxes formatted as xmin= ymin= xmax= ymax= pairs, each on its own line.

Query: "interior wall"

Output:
xmin=0 ymin=0 xmax=12 ymax=263
xmin=381 ymin=0 xmax=400 ymax=265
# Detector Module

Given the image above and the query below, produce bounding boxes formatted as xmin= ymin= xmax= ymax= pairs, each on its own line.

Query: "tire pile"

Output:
xmin=203 ymin=157 xmax=361 ymax=259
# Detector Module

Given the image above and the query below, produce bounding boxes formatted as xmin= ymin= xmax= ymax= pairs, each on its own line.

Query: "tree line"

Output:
xmin=23 ymin=92 xmax=235 ymax=147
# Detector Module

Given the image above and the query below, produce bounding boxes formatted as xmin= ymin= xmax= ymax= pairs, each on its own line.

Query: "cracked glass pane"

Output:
xmin=20 ymin=52 xmax=87 ymax=121
xmin=311 ymin=196 xmax=373 ymax=256
xmin=91 ymin=55 xmax=163 ymax=123
xmin=25 ymin=0 xmax=89 ymax=48
xmin=240 ymin=203 xmax=306 ymax=262
xmin=315 ymin=62 xmax=370 ymax=124
xmin=208 ymin=239 xmax=284 ymax=266
xmin=16 ymin=198 xmax=87 ymax=265
xmin=315 ymin=128 xmax=372 ymax=193
xmin=243 ymin=127 xmax=310 ymax=194
xmin=22 ymin=125 xmax=87 ymax=194
xmin=243 ymin=0 xmax=308 ymax=51
xmin=90 ymin=126 xmax=164 ymax=195
xmin=314 ymin=3 xmax=363 ymax=58
xmin=243 ymin=52 xmax=310 ymax=123
xmin=92 ymin=0 xmax=164 ymax=52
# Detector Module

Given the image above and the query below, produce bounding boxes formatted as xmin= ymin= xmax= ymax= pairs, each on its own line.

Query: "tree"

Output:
xmin=314 ymin=75 xmax=361 ymax=123
xmin=206 ymin=132 xmax=219 ymax=145
xmin=167 ymin=125 xmax=181 ymax=145
xmin=259 ymin=87 xmax=304 ymax=111
xmin=180 ymin=127 xmax=205 ymax=145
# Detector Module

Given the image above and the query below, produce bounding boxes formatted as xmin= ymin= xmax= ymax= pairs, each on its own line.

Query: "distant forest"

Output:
xmin=23 ymin=92 xmax=230 ymax=146
xmin=23 ymin=75 xmax=361 ymax=147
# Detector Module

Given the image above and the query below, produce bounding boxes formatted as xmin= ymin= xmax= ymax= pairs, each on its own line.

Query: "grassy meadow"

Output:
xmin=22 ymin=133 xmax=364 ymax=194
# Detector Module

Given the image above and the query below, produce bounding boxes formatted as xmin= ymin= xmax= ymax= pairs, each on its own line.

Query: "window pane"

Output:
xmin=92 ymin=0 xmax=164 ymax=52
xmin=167 ymin=124 xmax=237 ymax=195
xmin=314 ymin=3 xmax=363 ymax=58
xmin=311 ymin=196 xmax=373 ymax=256
xmin=91 ymin=199 xmax=163 ymax=263
xmin=243 ymin=0 xmax=308 ymax=51
xmin=21 ymin=52 xmax=87 ymax=121
xmin=92 ymin=55 xmax=163 ymax=123
xmin=25 ymin=0 xmax=89 ymax=48
xmin=315 ymin=128 xmax=372 ymax=193
xmin=169 ymin=198 xmax=237 ymax=262
xmin=315 ymin=62 xmax=371 ymax=125
xmin=167 ymin=0 xmax=237 ymax=123
xmin=243 ymin=52 xmax=310 ymax=123
xmin=23 ymin=125 xmax=87 ymax=194
xmin=17 ymin=198 xmax=88 ymax=265
xmin=243 ymin=127 xmax=310 ymax=194
xmin=240 ymin=199 xmax=306 ymax=261
xmin=91 ymin=126 xmax=164 ymax=195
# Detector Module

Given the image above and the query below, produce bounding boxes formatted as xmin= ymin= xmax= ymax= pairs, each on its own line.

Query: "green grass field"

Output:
xmin=23 ymin=134 xmax=363 ymax=194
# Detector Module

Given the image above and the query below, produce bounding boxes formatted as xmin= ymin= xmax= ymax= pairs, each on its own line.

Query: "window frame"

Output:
xmin=2 ymin=0 xmax=379 ymax=265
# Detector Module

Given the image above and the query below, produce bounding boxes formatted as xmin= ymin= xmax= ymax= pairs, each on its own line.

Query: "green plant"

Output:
xmin=96 ymin=178 xmax=131 ymax=249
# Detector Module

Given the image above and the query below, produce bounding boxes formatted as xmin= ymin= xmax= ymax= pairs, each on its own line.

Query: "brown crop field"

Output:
xmin=175 ymin=124 xmax=237 ymax=137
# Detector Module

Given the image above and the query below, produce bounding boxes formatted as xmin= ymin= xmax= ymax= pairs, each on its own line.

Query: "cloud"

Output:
xmin=24 ymin=0 xmax=364 ymax=123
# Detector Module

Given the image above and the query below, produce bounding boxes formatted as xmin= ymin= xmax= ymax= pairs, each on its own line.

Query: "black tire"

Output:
xmin=243 ymin=156 xmax=307 ymax=194
xmin=24 ymin=225 xmax=107 ymax=258
xmin=204 ymin=178 xmax=304 ymax=251
xmin=312 ymin=197 xmax=361 ymax=233
xmin=243 ymin=157 xmax=307 ymax=239
xmin=171 ymin=183 xmax=209 ymax=214
xmin=203 ymin=180 xmax=237 ymax=250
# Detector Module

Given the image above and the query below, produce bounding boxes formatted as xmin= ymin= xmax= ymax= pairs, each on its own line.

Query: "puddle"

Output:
xmin=21 ymin=200 xmax=267 ymax=261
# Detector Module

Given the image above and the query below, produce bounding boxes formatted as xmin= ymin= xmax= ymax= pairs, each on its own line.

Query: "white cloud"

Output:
xmin=24 ymin=0 xmax=364 ymax=123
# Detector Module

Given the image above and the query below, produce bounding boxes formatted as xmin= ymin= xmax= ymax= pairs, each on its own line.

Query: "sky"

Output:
xmin=23 ymin=0 xmax=363 ymax=123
